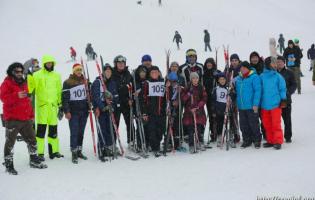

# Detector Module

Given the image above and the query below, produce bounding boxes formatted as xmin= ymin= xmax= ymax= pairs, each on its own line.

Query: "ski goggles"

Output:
xmin=186 ymin=51 xmax=196 ymax=57
xmin=117 ymin=56 xmax=126 ymax=62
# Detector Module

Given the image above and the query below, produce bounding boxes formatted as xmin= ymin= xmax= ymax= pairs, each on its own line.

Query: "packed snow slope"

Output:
xmin=0 ymin=0 xmax=315 ymax=199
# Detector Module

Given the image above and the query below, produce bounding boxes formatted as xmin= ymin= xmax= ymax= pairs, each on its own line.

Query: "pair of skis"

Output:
xmin=163 ymin=49 xmax=175 ymax=156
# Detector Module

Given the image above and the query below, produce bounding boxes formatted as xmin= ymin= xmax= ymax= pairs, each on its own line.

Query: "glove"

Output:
xmin=191 ymin=104 xmax=199 ymax=110
xmin=102 ymin=104 xmax=113 ymax=112
xmin=103 ymin=92 xmax=113 ymax=100
xmin=58 ymin=107 xmax=64 ymax=121
xmin=188 ymin=90 xmax=194 ymax=96
xmin=280 ymin=99 xmax=287 ymax=108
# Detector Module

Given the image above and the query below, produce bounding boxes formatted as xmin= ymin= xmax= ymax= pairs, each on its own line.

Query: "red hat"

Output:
xmin=72 ymin=63 xmax=83 ymax=73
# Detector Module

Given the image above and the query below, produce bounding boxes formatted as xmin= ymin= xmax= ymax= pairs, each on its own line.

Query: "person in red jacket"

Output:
xmin=0 ymin=62 xmax=47 ymax=175
xmin=70 ymin=47 xmax=76 ymax=61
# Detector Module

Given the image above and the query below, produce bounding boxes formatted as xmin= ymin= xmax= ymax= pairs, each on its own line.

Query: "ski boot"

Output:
xmin=274 ymin=143 xmax=281 ymax=150
xmin=38 ymin=154 xmax=45 ymax=162
xmin=153 ymin=151 xmax=161 ymax=157
xmin=72 ymin=151 xmax=78 ymax=164
xmin=263 ymin=143 xmax=274 ymax=148
xmin=30 ymin=155 xmax=48 ymax=169
xmin=229 ymin=141 xmax=236 ymax=148
xmin=77 ymin=150 xmax=88 ymax=160
xmin=254 ymin=142 xmax=261 ymax=149
xmin=189 ymin=146 xmax=195 ymax=154
xmin=240 ymin=141 xmax=251 ymax=149
xmin=197 ymin=143 xmax=206 ymax=151
xmin=3 ymin=158 xmax=18 ymax=175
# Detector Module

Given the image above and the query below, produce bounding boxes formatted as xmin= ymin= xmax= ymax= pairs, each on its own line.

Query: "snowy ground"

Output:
xmin=0 ymin=0 xmax=314 ymax=199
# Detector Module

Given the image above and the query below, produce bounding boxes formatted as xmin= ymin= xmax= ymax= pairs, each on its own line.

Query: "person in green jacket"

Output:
xmin=33 ymin=55 xmax=64 ymax=161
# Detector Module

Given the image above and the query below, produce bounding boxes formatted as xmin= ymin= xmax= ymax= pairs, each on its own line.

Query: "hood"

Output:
xmin=204 ymin=30 xmax=208 ymax=33
xmin=312 ymin=44 xmax=314 ymax=49
xmin=203 ymin=57 xmax=217 ymax=71
xmin=280 ymin=34 xmax=283 ymax=38
xmin=288 ymin=40 xmax=294 ymax=47
xmin=42 ymin=54 xmax=57 ymax=68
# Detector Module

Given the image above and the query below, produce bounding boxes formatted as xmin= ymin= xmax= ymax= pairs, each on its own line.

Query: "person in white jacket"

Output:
xmin=269 ymin=38 xmax=279 ymax=57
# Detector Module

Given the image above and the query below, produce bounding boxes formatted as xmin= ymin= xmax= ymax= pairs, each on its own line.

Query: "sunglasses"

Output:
xmin=14 ymin=70 xmax=23 ymax=74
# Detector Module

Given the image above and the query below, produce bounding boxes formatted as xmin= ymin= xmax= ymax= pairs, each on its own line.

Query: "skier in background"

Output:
xmin=307 ymin=44 xmax=315 ymax=71
xmin=159 ymin=0 xmax=162 ymax=6
xmin=278 ymin=34 xmax=285 ymax=54
xmin=85 ymin=43 xmax=94 ymax=61
xmin=70 ymin=47 xmax=76 ymax=61
xmin=269 ymin=38 xmax=279 ymax=57
xmin=204 ymin=30 xmax=212 ymax=52
xmin=173 ymin=31 xmax=182 ymax=50
xmin=294 ymin=39 xmax=304 ymax=77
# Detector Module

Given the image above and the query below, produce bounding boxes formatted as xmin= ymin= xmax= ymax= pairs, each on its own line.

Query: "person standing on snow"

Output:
xmin=173 ymin=31 xmax=182 ymax=50
xmin=158 ymin=0 xmax=162 ymax=6
xmin=277 ymin=56 xmax=297 ymax=143
xmin=260 ymin=57 xmax=287 ymax=150
xmin=0 ymin=62 xmax=48 ymax=175
xmin=181 ymin=72 xmax=207 ymax=153
xmin=33 ymin=55 xmax=64 ymax=161
xmin=62 ymin=63 xmax=89 ymax=164
xmin=235 ymin=61 xmax=262 ymax=149
xmin=92 ymin=63 xmax=119 ymax=162
xmin=70 ymin=47 xmax=76 ymax=61
xmin=203 ymin=57 xmax=221 ymax=142
xmin=307 ymin=44 xmax=315 ymax=71
xmin=294 ymin=39 xmax=304 ymax=77
xmin=278 ymin=34 xmax=285 ymax=54
xmin=85 ymin=43 xmax=94 ymax=61
xmin=111 ymin=55 xmax=135 ymax=149
xmin=211 ymin=72 xmax=236 ymax=148
xmin=204 ymin=30 xmax=211 ymax=52
xmin=283 ymin=40 xmax=303 ymax=94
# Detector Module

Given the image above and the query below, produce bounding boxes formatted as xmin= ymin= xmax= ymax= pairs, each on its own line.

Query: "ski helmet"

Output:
xmin=113 ymin=55 xmax=127 ymax=67
xmin=186 ymin=49 xmax=197 ymax=64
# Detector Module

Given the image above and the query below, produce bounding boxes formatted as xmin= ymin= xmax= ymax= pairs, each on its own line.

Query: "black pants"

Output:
xmin=114 ymin=103 xmax=135 ymax=143
xmin=147 ymin=115 xmax=166 ymax=152
xmin=258 ymin=108 xmax=266 ymax=138
xmin=239 ymin=110 xmax=261 ymax=143
xmin=215 ymin=115 xmax=224 ymax=139
xmin=282 ymin=104 xmax=292 ymax=141
xmin=206 ymin=100 xmax=214 ymax=140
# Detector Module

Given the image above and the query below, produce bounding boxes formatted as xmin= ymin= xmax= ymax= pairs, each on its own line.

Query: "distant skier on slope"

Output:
xmin=173 ymin=31 xmax=182 ymax=50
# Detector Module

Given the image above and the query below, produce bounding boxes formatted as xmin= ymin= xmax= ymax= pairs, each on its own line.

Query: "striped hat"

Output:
xmin=72 ymin=63 xmax=83 ymax=73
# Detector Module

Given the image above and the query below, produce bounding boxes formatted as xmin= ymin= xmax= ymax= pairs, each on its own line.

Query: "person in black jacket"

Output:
xmin=62 ymin=63 xmax=89 ymax=164
xmin=278 ymin=34 xmax=285 ymax=54
xmin=111 ymin=55 xmax=135 ymax=148
xmin=173 ymin=31 xmax=182 ymax=50
xmin=204 ymin=30 xmax=211 ymax=52
xmin=203 ymin=58 xmax=220 ymax=142
xmin=179 ymin=49 xmax=204 ymax=85
xmin=277 ymin=56 xmax=297 ymax=143
xmin=139 ymin=66 xmax=172 ymax=157
xmin=250 ymin=51 xmax=265 ymax=75
xmin=283 ymin=40 xmax=303 ymax=94
xmin=307 ymin=44 xmax=315 ymax=71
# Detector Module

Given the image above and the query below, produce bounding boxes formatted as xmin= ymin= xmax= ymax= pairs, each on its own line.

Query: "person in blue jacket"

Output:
xmin=235 ymin=61 xmax=262 ymax=149
xmin=260 ymin=57 xmax=287 ymax=150
xmin=62 ymin=63 xmax=89 ymax=164
xmin=92 ymin=63 xmax=119 ymax=162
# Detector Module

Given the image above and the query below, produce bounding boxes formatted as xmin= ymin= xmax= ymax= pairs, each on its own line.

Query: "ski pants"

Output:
xmin=206 ymin=100 xmax=215 ymax=140
xmin=87 ymin=53 xmax=93 ymax=61
xmin=279 ymin=45 xmax=285 ymax=54
xmin=176 ymin=42 xmax=180 ymax=49
xmin=239 ymin=109 xmax=261 ymax=143
xmin=281 ymin=104 xmax=292 ymax=141
xmin=69 ymin=113 xmax=88 ymax=152
xmin=97 ymin=112 xmax=112 ymax=149
xmin=147 ymin=115 xmax=166 ymax=152
xmin=261 ymin=107 xmax=283 ymax=144
xmin=288 ymin=66 xmax=301 ymax=92
xmin=215 ymin=115 xmax=224 ymax=141
xmin=189 ymin=124 xmax=202 ymax=147
xmin=36 ymin=101 xmax=59 ymax=155
xmin=205 ymin=42 xmax=212 ymax=51
xmin=4 ymin=120 xmax=37 ymax=159
xmin=114 ymin=103 xmax=135 ymax=143
xmin=258 ymin=108 xmax=266 ymax=138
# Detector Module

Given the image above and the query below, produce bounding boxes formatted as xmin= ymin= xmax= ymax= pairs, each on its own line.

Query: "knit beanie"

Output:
xmin=190 ymin=72 xmax=199 ymax=80
xmin=230 ymin=54 xmax=240 ymax=62
xmin=142 ymin=54 xmax=152 ymax=63
xmin=169 ymin=72 xmax=178 ymax=81
xmin=240 ymin=61 xmax=251 ymax=70
xmin=217 ymin=72 xmax=227 ymax=80
xmin=72 ymin=63 xmax=83 ymax=73
xmin=277 ymin=56 xmax=286 ymax=64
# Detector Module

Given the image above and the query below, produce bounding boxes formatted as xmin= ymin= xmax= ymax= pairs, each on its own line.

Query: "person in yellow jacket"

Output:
xmin=32 ymin=55 xmax=64 ymax=161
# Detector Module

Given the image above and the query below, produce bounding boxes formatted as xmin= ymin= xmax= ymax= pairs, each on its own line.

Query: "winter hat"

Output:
xmin=277 ymin=56 xmax=286 ymax=64
xmin=240 ymin=61 xmax=251 ymax=70
xmin=142 ymin=54 xmax=152 ymax=63
xmin=249 ymin=51 xmax=260 ymax=60
xmin=190 ymin=72 xmax=199 ymax=80
xmin=72 ymin=63 xmax=83 ymax=73
xmin=138 ymin=66 xmax=147 ymax=73
xmin=217 ymin=72 xmax=227 ymax=80
xmin=270 ymin=57 xmax=277 ymax=64
xmin=169 ymin=72 xmax=178 ymax=81
xmin=280 ymin=34 xmax=283 ymax=37
xmin=294 ymin=39 xmax=299 ymax=44
xmin=288 ymin=40 xmax=294 ymax=46
xmin=230 ymin=54 xmax=240 ymax=62
xmin=175 ymin=31 xmax=178 ymax=34
xmin=170 ymin=61 xmax=179 ymax=67
xmin=103 ymin=63 xmax=112 ymax=72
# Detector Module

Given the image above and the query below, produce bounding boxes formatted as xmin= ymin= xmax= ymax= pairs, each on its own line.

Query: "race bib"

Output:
xmin=70 ymin=84 xmax=87 ymax=101
xmin=216 ymin=86 xmax=227 ymax=103
xmin=148 ymin=82 xmax=166 ymax=97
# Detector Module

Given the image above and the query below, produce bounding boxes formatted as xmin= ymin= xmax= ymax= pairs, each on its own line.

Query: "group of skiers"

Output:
xmin=1 ymin=37 xmax=308 ymax=175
